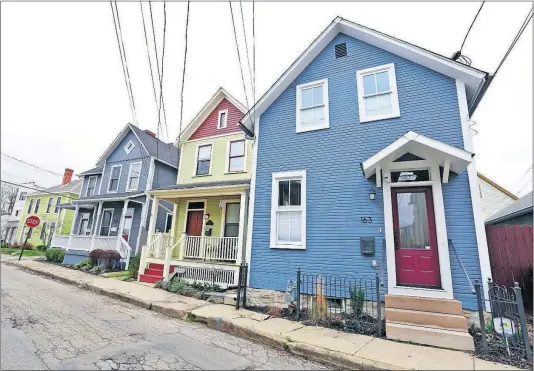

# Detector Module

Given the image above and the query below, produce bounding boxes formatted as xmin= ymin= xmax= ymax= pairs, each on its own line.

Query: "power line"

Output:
xmin=460 ymin=2 xmax=485 ymax=53
xmin=492 ymin=7 xmax=533 ymax=79
xmin=177 ymin=1 xmax=190 ymax=144
xmin=252 ymin=1 xmax=257 ymax=129
xmin=229 ymin=2 xmax=250 ymax=111
xmin=239 ymin=2 xmax=254 ymax=95
xmin=1 ymin=153 xmax=64 ymax=177
xmin=140 ymin=2 xmax=160 ymax=124
xmin=1 ymin=180 xmax=76 ymax=200
xmin=110 ymin=2 xmax=138 ymax=126
xmin=489 ymin=165 xmax=532 ymax=216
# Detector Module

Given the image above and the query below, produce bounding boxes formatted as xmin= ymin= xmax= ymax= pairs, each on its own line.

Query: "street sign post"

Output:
xmin=19 ymin=216 xmax=40 ymax=261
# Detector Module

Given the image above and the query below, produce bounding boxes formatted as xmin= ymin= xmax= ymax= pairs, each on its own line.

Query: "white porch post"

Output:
xmin=117 ymin=200 xmax=130 ymax=251
xmin=147 ymin=197 xmax=159 ymax=247
xmin=236 ymin=192 xmax=247 ymax=264
xmin=90 ymin=201 xmax=103 ymax=250
xmin=136 ymin=201 xmax=148 ymax=255
xmin=68 ymin=204 xmax=80 ymax=250
xmin=179 ymin=232 xmax=186 ymax=260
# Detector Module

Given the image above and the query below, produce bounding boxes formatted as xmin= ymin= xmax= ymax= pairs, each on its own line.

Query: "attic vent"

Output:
xmin=334 ymin=42 xmax=347 ymax=59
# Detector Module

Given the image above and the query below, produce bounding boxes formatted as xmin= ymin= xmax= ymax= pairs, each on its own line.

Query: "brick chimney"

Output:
xmin=62 ymin=168 xmax=74 ymax=185
xmin=143 ymin=129 xmax=156 ymax=138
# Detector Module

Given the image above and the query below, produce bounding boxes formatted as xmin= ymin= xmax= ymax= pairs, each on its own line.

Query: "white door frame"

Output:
xmin=99 ymin=208 xmax=115 ymax=236
xmin=183 ymin=199 xmax=207 ymax=235
xmin=121 ymin=207 xmax=135 ymax=241
xmin=383 ymin=160 xmax=454 ymax=299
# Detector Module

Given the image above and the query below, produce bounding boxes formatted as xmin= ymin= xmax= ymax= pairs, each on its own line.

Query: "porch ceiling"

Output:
xmin=361 ymin=131 xmax=474 ymax=178
xmin=150 ymin=181 xmax=250 ymax=202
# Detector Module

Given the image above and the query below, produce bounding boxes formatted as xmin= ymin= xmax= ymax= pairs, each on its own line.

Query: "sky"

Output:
xmin=1 ymin=2 xmax=532 ymax=199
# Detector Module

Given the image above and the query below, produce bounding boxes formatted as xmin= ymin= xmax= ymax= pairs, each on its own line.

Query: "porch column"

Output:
xmin=90 ymin=201 xmax=104 ymax=250
xmin=117 ymin=200 xmax=130 ymax=251
xmin=236 ymin=192 xmax=247 ymax=264
xmin=147 ymin=196 xmax=159 ymax=247
xmin=68 ymin=204 xmax=80 ymax=250
xmin=136 ymin=201 xmax=148 ymax=255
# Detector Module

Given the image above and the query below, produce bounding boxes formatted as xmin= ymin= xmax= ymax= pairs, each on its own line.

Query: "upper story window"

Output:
xmin=86 ymin=176 xmax=97 ymax=197
xmin=46 ymin=197 xmax=54 ymax=213
xmin=227 ymin=140 xmax=245 ymax=173
xmin=217 ymin=110 xmax=228 ymax=129
xmin=296 ymin=79 xmax=329 ymax=133
xmin=108 ymin=165 xmax=122 ymax=192
xmin=356 ymin=63 xmax=400 ymax=123
xmin=270 ymin=170 xmax=306 ymax=249
xmin=40 ymin=221 xmax=48 ymax=240
xmin=34 ymin=199 xmax=41 ymax=213
xmin=124 ymin=140 xmax=135 ymax=154
xmin=195 ymin=144 xmax=212 ymax=176
xmin=27 ymin=199 xmax=34 ymax=214
xmin=54 ymin=197 xmax=62 ymax=213
xmin=19 ymin=192 xmax=27 ymax=201
xmin=126 ymin=162 xmax=142 ymax=191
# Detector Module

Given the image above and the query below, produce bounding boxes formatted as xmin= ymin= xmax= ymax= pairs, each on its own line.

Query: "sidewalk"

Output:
xmin=6 ymin=260 xmax=520 ymax=370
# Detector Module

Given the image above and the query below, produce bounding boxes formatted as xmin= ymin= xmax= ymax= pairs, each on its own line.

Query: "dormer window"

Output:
xmin=124 ymin=140 xmax=135 ymax=154
xmin=217 ymin=110 xmax=228 ymax=129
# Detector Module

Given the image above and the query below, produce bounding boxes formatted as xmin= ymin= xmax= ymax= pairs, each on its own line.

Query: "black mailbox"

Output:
xmin=360 ymin=237 xmax=376 ymax=255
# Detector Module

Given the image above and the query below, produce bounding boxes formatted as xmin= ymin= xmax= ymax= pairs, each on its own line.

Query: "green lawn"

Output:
xmin=0 ymin=248 xmax=45 ymax=257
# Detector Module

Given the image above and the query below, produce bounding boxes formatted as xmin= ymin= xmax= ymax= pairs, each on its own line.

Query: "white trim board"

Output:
xmin=245 ymin=118 xmax=259 ymax=282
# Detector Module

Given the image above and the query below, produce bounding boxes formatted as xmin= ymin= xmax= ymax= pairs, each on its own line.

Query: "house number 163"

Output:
xmin=361 ymin=217 xmax=372 ymax=223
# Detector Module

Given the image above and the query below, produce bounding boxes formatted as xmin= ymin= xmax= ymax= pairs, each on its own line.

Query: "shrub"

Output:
xmin=1 ymin=242 xmax=8 ymax=249
xmin=36 ymin=245 xmax=48 ymax=252
xmin=128 ymin=254 xmax=141 ymax=279
xmin=155 ymin=278 xmax=221 ymax=300
xmin=45 ymin=248 xmax=65 ymax=263
xmin=349 ymin=286 xmax=365 ymax=316
xmin=78 ymin=259 xmax=91 ymax=268
xmin=88 ymin=249 xmax=121 ymax=269
xmin=9 ymin=242 xmax=35 ymax=250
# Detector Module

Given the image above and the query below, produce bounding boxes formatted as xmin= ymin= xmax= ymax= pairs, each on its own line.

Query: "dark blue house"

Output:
xmin=239 ymin=17 xmax=492 ymax=351
xmin=60 ymin=124 xmax=179 ymax=267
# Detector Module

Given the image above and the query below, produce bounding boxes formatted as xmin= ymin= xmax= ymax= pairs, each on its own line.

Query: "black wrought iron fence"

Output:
xmin=235 ymin=262 xmax=248 ymax=309
xmin=296 ymin=269 xmax=384 ymax=337
xmin=475 ymin=279 xmax=532 ymax=365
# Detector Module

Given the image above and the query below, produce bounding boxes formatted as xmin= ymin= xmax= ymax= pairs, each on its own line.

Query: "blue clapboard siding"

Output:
xmin=153 ymin=161 xmax=178 ymax=190
xmin=249 ymin=33 xmax=481 ymax=309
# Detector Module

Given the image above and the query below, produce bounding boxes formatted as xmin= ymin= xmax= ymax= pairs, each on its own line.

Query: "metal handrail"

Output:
xmin=448 ymin=238 xmax=475 ymax=294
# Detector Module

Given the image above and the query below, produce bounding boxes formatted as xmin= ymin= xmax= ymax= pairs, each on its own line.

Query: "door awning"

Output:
xmin=361 ymin=131 xmax=474 ymax=179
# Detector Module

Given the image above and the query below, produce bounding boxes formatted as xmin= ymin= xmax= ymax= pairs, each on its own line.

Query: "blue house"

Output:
xmin=59 ymin=124 xmax=179 ymax=267
xmin=239 ymin=18 xmax=492 ymax=351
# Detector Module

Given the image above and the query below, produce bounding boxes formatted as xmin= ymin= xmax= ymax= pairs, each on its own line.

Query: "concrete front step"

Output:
xmin=139 ymin=274 xmax=163 ymax=283
xmin=386 ymin=321 xmax=474 ymax=351
xmin=385 ymin=308 xmax=468 ymax=331
xmin=385 ymin=295 xmax=462 ymax=315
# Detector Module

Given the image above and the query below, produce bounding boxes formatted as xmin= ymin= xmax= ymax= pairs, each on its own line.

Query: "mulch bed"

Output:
xmin=472 ymin=331 xmax=533 ymax=369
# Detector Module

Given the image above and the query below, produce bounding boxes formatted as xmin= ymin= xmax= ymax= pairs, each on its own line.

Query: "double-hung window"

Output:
xmin=296 ymin=79 xmax=329 ymax=133
xmin=227 ymin=140 xmax=245 ymax=173
xmin=40 ymin=222 xmax=48 ymax=241
xmin=46 ymin=197 xmax=53 ymax=213
xmin=195 ymin=144 xmax=212 ymax=176
xmin=270 ymin=170 xmax=306 ymax=249
xmin=27 ymin=199 xmax=34 ymax=214
xmin=108 ymin=165 xmax=121 ymax=192
xmin=54 ymin=197 xmax=62 ymax=213
xmin=356 ymin=63 xmax=400 ymax=123
xmin=86 ymin=176 xmax=97 ymax=197
xmin=217 ymin=110 xmax=228 ymax=129
xmin=34 ymin=199 xmax=40 ymax=213
xmin=19 ymin=192 xmax=27 ymax=201
xmin=126 ymin=162 xmax=142 ymax=191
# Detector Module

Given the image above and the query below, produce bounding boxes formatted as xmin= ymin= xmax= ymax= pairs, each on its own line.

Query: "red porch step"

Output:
xmin=138 ymin=263 xmax=176 ymax=283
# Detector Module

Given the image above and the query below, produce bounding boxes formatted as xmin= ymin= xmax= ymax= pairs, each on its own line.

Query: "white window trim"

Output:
xmin=295 ymin=79 xmax=330 ymax=133
xmin=164 ymin=212 xmax=173 ymax=234
xmin=193 ymin=143 xmax=213 ymax=177
xmin=270 ymin=170 xmax=307 ymax=250
xmin=54 ymin=196 xmax=62 ymax=214
xmin=99 ymin=208 xmax=115 ymax=236
xmin=126 ymin=162 xmax=143 ymax=192
xmin=225 ymin=139 xmax=247 ymax=174
xmin=85 ymin=175 xmax=98 ymax=197
xmin=124 ymin=140 xmax=135 ymax=154
xmin=356 ymin=63 xmax=400 ymax=123
xmin=217 ymin=109 xmax=229 ymax=129
xmin=46 ymin=197 xmax=54 ymax=214
xmin=220 ymin=200 xmax=241 ymax=237
xmin=107 ymin=164 xmax=122 ymax=193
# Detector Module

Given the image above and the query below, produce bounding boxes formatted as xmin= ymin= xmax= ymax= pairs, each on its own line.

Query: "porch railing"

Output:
xmin=183 ymin=236 xmax=239 ymax=262
xmin=66 ymin=234 xmax=132 ymax=269
xmin=93 ymin=236 xmax=118 ymax=251
xmin=70 ymin=235 xmax=92 ymax=251
xmin=50 ymin=235 xmax=70 ymax=249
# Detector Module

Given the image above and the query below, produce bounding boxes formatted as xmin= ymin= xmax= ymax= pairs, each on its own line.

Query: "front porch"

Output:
xmin=139 ymin=181 xmax=250 ymax=286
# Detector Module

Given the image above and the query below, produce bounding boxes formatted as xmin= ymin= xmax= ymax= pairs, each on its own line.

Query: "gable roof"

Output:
xmin=96 ymin=124 xmax=179 ymax=168
xmin=78 ymin=166 xmax=103 ymax=176
xmin=486 ymin=191 xmax=533 ymax=224
xmin=240 ymin=17 xmax=489 ymax=135
xmin=178 ymin=87 xmax=247 ymax=145
xmin=28 ymin=179 xmax=82 ymax=197
xmin=477 ymin=172 xmax=518 ymax=201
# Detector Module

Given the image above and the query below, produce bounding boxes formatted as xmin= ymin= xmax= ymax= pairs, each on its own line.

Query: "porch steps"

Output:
xmin=385 ymin=295 xmax=473 ymax=351
xmin=139 ymin=263 xmax=176 ymax=284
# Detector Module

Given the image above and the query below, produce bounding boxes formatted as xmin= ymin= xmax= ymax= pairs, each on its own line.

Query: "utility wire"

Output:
xmin=492 ymin=7 xmax=533 ymax=79
xmin=177 ymin=1 xmax=190 ymax=144
xmin=252 ymin=1 xmax=257 ymax=130
xmin=229 ymin=2 xmax=250 ymax=111
xmin=1 ymin=153 xmax=64 ymax=177
xmin=239 ymin=2 xmax=254 ymax=95
xmin=140 ymin=2 xmax=160 ymax=125
xmin=489 ymin=165 xmax=532 ymax=216
xmin=460 ymin=1 xmax=485 ymax=53
xmin=110 ymin=2 xmax=139 ymax=127
xmin=1 ymin=181 xmax=76 ymax=200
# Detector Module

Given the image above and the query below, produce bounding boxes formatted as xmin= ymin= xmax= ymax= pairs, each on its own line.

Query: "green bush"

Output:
xmin=128 ymin=254 xmax=141 ymax=279
xmin=349 ymin=286 xmax=365 ymax=316
xmin=78 ymin=259 xmax=90 ymax=268
xmin=155 ymin=278 xmax=221 ymax=300
xmin=1 ymin=242 xmax=8 ymax=249
xmin=44 ymin=248 xmax=65 ymax=263
xmin=36 ymin=245 xmax=48 ymax=252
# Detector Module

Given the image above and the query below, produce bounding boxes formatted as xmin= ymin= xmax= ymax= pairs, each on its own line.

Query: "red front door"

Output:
xmin=186 ymin=210 xmax=204 ymax=236
xmin=392 ymin=187 xmax=441 ymax=288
